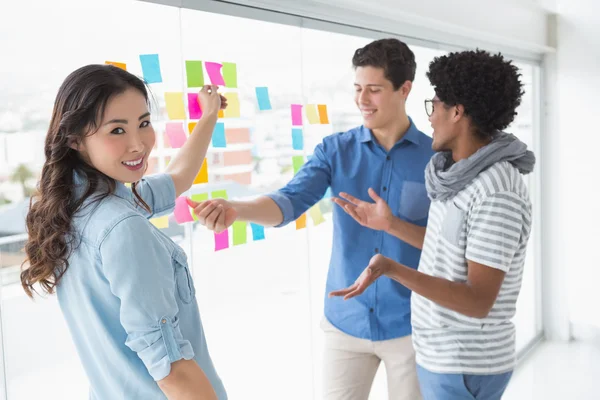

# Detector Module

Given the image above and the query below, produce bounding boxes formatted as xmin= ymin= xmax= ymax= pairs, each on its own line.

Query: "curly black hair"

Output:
xmin=426 ymin=50 xmax=524 ymax=139
xmin=353 ymin=38 xmax=416 ymax=90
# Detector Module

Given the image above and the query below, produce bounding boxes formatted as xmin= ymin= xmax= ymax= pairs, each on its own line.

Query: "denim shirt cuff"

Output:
xmin=264 ymin=191 xmax=294 ymax=227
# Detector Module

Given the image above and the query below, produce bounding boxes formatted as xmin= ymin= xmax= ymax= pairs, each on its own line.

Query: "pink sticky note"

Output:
xmin=188 ymin=93 xmax=203 ymax=119
xmin=214 ymin=230 xmax=229 ymax=251
xmin=291 ymin=104 xmax=303 ymax=126
xmin=205 ymin=62 xmax=226 ymax=86
xmin=174 ymin=196 xmax=194 ymax=223
xmin=165 ymin=122 xmax=187 ymax=148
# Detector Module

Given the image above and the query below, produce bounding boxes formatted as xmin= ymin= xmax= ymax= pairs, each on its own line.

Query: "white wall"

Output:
xmin=543 ymin=0 xmax=600 ymax=339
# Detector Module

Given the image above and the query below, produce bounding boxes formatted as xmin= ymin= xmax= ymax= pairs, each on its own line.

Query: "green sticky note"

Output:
xmin=222 ymin=62 xmax=238 ymax=88
xmin=232 ymin=220 xmax=247 ymax=245
xmin=190 ymin=193 xmax=209 ymax=221
xmin=191 ymin=193 xmax=209 ymax=202
xmin=186 ymin=60 xmax=204 ymax=87
xmin=292 ymin=156 xmax=304 ymax=175
xmin=211 ymin=190 xmax=228 ymax=200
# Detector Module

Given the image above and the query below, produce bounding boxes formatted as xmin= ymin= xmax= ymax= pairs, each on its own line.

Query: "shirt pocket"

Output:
xmin=172 ymin=247 xmax=196 ymax=304
xmin=441 ymin=202 xmax=467 ymax=246
xmin=399 ymin=181 xmax=430 ymax=222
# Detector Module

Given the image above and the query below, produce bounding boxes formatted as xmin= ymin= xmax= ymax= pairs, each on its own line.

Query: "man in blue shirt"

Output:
xmin=190 ymin=38 xmax=434 ymax=400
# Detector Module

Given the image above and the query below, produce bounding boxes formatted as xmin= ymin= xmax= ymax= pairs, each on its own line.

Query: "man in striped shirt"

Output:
xmin=330 ymin=50 xmax=535 ymax=400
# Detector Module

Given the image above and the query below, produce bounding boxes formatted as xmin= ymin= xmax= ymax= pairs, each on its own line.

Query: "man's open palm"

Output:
xmin=332 ymin=188 xmax=393 ymax=231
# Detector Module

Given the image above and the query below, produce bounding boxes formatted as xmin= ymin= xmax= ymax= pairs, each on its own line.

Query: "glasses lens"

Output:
xmin=425 ymin=101 xmax=433 ymax=116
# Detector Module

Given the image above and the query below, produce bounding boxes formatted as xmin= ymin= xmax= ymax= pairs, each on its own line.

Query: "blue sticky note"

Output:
xmin=212 ymin=122 xmax=226 ymax=148
xmin=255 ymin=87 xmax=272 ymax=110
xmin=292 ymin=128 xmax=304 ymax=150
xmin=323 ymin=187 xmax=332 ymax=199
xmin=250 ymin=223 xmax=265 ymax=241
xmin=139 ymin=54 xmax=162 ymax=84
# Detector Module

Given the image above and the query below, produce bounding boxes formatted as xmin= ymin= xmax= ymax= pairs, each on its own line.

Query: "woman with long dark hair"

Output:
xmin=21 ymin=64 xmax=228 ymax=399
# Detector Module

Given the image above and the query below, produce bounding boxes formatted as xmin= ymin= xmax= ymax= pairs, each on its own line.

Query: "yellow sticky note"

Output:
xmin=218 ymin=109 xmax=224 ymax=118
xmin=105 ymin=61 xmax=127 ymax=70
xmin=188 ymin=122 xmax=197 ymax=134
xmin=150 ymin=216 xmax=169 ymax=229
xmin=164 ymin=92 xmax=186 ymax=120
xmin=318 ymin=104 xmax=329 ymax=124
xmin=305 ymin=104 xmax=320 ymax=124
xmin=296 ymin=214 xmax=307 ymax=230
xmin=223 ymin=92 xmax=241 ymax=118
xmin=193 ymin=158 xmax=208 ymax=184
xmin=309 ymin=204 xmax=325 ymax=226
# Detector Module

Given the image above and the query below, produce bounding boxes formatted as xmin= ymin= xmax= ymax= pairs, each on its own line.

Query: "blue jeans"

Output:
xmin=417 ymin=365 xmax=513 ymax=400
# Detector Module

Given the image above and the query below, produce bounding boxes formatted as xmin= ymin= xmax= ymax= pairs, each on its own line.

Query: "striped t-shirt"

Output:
xmin=412 ymin=161 xmax=532 ymax=375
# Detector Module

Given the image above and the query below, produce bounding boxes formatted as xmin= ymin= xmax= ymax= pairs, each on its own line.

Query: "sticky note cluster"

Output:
xmin=305 ymin=104 xmax=329 ymax=124
xmin=184 ymin=60 xmax=238 ymax=88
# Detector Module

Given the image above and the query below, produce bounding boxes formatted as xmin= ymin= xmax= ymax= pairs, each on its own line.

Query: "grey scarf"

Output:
xmin=425 ymin=132 xmax=536 ymax=201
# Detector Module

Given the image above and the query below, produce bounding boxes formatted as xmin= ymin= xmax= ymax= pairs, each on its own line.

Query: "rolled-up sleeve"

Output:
xmin=99 ymin=214 xmax=194 ymax=381
xmin=265 ymin=140 xmax=332 ymax=227
xmin=134 ymin=173 xmax=177 ymax=218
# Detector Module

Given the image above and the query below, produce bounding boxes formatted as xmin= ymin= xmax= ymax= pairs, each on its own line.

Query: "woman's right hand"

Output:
xmin=186 ymin=197 xmax=237 ymax=233
xmin=197 ymin=85 xmax=227 ymax=117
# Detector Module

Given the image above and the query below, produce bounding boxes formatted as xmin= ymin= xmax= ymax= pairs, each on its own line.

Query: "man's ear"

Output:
xmin=453 ymin=104 xmax=467 ymax=122
xmin=400 ymin=80 xmax=413 ymax=98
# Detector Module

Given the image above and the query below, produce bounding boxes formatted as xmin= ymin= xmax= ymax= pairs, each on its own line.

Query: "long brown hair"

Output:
xmin=21 ymin=64 xmax=151 ymax=298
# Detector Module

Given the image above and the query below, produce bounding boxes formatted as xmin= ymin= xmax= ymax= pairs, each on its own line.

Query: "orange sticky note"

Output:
xmin=225 ymin=172 xmax=251 ymax=185
xmin=193 ymin=158 xmax=208 ymax=184
xmin=318 ymin=104 xmax=329 ymax=124
xmin=188 ymin=122 xmax=197 ymax=134
xmin=296 ymin=214 xmax=307 ymax=230
xmin=225 ymin=128 xmax=251 ymax=144
xmin=223 ymin=150 xmax=252 ymax=166
xmin=105 ymin=61 xmax=127 ymax=70
xmin=218 ymin=109 xmax=224 ymax=118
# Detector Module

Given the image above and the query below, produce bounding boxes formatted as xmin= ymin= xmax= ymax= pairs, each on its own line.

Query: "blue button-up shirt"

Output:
xmin=268 ymin=120 xmax=434 ymax=341
xmin=58 ymin=173 xmax=227 ymax=399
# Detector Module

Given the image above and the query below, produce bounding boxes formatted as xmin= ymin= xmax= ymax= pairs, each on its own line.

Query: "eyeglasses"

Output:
xmin=424 ymin=99 xmax=442 ymax=117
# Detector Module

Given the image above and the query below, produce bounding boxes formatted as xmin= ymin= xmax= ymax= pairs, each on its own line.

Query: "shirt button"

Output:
xmin=370 ymin=308 xmax=374 ymax=313
xmin=386 ymin=156 xmax=391 ymax=161
xmin=375 ymin=248 xmax=379 ymax=253
xmin=383 ymin=186 xmax=387 ymax=191
xmin=161 ymin=319 xmax=167 ymax=324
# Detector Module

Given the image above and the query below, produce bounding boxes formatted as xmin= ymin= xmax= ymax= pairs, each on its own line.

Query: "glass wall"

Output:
xmin=0 ymin=0 xmax=542 ymax=398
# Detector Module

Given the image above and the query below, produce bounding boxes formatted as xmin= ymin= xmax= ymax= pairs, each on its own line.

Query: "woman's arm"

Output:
xmin=158 ymin=359 xmax=217 ymax=400
xmin=166 ymin=85 xmax=226 ymax=197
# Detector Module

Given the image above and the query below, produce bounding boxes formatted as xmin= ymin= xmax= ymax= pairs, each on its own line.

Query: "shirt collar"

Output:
xmin=358 ymin=116 xmax=421 ymax=146
xmin=73 ymin=169 xmax=131 ymax=201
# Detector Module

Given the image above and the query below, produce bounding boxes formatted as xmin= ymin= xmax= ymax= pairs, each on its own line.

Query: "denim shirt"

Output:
xmin=267 ymin=120 xmax=435 ymax=341
xmin=57 ymin=172 xmax=227 ymax=399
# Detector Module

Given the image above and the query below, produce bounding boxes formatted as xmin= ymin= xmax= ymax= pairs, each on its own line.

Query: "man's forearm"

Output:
xmin=383 ymin=258 xmax=488 ymax=318
xmin=385 ymin=217 xmax=426 ymax=249
xmin=230 ymin=196 xmax=284 ymax=227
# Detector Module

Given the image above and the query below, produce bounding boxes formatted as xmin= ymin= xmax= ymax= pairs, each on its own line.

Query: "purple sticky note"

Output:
xmin=205 ymin=62 xmax=226 ymax=86
xmin=188 ymin=93 xmax=203 ymax=119
xmin=174 ymin=196 xmax=194 ymax=223
xmin=291 ymin=104 xmax=303 ymax=126
xmin=214 ymin=229 xmax=229 ymax=251
xmin=165 ymin=122 xmax=187 ymax=148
